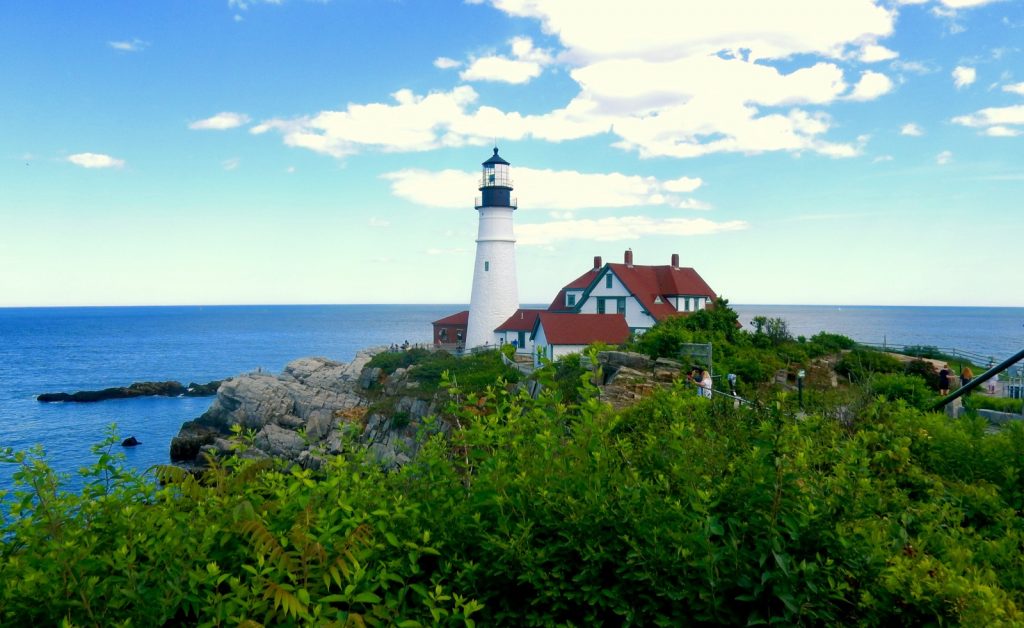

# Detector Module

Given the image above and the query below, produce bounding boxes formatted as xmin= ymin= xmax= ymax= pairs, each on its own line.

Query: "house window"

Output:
xmin=597 ymin=299 xmax=606 ymax=314
xmin=605 ymin=274 xmax=613 ymax=289
xmin=617 ymin=298 xmax=626 ymax=314
xmin=517 ymin=331 xmax=525 ymax=347
xmin=484 ymin=261 xmax=489 ymax=271
xmin=684 ymin=297 xmax=691 ymax=312
xmin=567 ymin=293 xmax=576 ymax=307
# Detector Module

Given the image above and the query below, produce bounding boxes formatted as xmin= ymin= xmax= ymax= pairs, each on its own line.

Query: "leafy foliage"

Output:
xmin=835 ymin=348 xmax=904 ymax=382
xmin=965 ymin=395 xmax=1024 ymax=414
xmin=3 ymin=307 xmax=1023 ymax=625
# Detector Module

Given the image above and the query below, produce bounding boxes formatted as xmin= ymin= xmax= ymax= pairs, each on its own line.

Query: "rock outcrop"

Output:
xmin=171 ymin=350 xmax=450 ymax=471
xmin=38 ymin=380 xmax=222 ymax=403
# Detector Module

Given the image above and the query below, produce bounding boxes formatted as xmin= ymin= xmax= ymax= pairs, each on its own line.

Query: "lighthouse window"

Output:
xmin=484 ymin=261 xmax=489 ymax=271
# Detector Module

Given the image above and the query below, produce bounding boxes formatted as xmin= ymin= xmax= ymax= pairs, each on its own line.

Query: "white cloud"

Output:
xmin=434 ymin=57 xmax=461 ymax=69
xmin=939 ymin=0 xmax=1004 ymax=7
xmin=890 ymin=59 xmax=936 ymax=75
xmin=1003 ymin=81 xmax=1024 ymax=95
xmin=381 ymin=166 xmax=707 ymax=211
xmin=222 ymin=157 xmax=240 ymax=171
xmin=900 ymin=122 xmax=923 ymax=136
xmin=662 ymin=176 xmax=703 ymax=193
xmin=67 ymin=153 xmax=125 ymax=169
xmin=952 ymin=104 xmax=1024 ymax=135
xmin=189 ymin=112 xmax=251 ymax=130
xmin=459 ymin=37 xmax=553 ymax=84
xmin=249 ymin=0 xmax=906 ymax=160
xmin=848 ymin=70 xmax=894 ymax=100
xmin=252 ymin=87 xmax=485 ymax=157
xmin=108 ymin=38 xmax=149 ymax=52
xmin=984 ymin=125 xmax=1020 ymax=137
xmin=953 ymin=65 xmax=976 ymax=88
xmin=368 ymin=218 xmax=391 ymax=228
xmin=516 ymin=216 xmax=748 ymax=246
xmin=873 ymin=154 xmax=894 ymax=162
xmin=936 ymin=150 xmax=953 ymax=165
xmin=859 ymin=44 xmax=898 ymax=62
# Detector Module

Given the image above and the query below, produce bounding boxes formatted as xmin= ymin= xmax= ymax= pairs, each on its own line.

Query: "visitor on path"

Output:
xmin=961 ymin=366 xmax=974 ymax=394
xmin=939 ymin=364 xmax=951 ymax=396
xmin=700 ymin=369 xmax=713 ymax=399
xmin=961 ymin=366 xmax=974 ymax=387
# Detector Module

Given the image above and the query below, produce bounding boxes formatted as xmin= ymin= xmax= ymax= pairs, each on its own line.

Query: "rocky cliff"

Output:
xmin=171 ymin=348 xmax=690 ymax=471
xmin=170 ymin=350 xmax=450 ymax=471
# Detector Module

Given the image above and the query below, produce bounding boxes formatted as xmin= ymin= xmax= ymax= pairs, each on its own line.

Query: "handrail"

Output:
xmin=932 ymin=347 xmax=1024 ymax=411
xmin=857 ymin=342 xmax=995 ymax=367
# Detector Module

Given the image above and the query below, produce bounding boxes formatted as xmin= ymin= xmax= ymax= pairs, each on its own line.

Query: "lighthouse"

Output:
xmin=465 ymin=148 xmax=519 ymax=350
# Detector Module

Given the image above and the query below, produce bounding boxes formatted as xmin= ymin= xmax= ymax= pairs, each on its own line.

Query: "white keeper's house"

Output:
xmin=432 ymin=149 xmax=719 ymax=363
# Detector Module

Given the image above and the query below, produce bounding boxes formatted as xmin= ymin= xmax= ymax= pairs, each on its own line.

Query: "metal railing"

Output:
xmin=857 ymin=342 xmax=996 ymax=368
xmin=932 ymin=347 xmax=1024 ymax=411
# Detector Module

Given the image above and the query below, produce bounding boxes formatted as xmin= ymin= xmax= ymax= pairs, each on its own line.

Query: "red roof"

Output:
xmin=602 ymin=263 xmax=716 ymax=321
xmin=547 ymin=268 xmax=599 ymax=311
xmin=432 ymin=310 xmax=469 ymax=326
xmin=495 ymin=308 xmax=541 ymax=332
xmin=534 ymin=312 xmax=630 ymax=345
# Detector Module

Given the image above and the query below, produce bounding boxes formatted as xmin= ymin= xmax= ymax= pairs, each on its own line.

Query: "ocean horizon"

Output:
xmin=1 ymin=303 xmax=1022 ymax=492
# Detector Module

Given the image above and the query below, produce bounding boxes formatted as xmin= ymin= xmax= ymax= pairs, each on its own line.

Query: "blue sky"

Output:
xmin=2 ymin=0 xmax=1022 ymax=307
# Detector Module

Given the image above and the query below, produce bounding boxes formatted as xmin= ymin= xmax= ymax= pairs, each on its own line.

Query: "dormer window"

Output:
xmin=567 ymin=293 xmax=576 ymax=307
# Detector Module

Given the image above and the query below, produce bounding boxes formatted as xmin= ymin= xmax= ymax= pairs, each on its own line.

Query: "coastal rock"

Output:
xmin=121 ymin=436 xmax=140 ymax=447
xmin=598 ymin=351 xmax=654 ymax=371
xmin=254 ymin=424 xmax=307 ymax=459
xmin=38 ymin=380 xmax=221 ymax=403
xmin=171 ymin=349 xmax=441 ymax=467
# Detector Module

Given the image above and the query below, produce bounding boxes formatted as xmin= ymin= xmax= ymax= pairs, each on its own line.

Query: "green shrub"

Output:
xmin=806 ymin=332 xmax=857 ymax=357
xmin=366 ymin=347 xmax=433 ymax=374
xmin=835 ymin=349 xmax=903 ymax=382
xmin=965 ymin=395 xmax=1024 ymax=414
xmin=869 ymin=373 xmax=936 ymax=409
xmin=903 ymin=358 xmax=940 ymax=390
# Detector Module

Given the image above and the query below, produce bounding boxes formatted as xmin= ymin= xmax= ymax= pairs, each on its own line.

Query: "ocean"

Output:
xmin=1 ymin=304 xmax=1022 ymax=492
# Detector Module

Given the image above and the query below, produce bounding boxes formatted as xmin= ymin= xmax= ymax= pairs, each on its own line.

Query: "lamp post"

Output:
xmin=797 ymin=369 xmax=806 ymax=409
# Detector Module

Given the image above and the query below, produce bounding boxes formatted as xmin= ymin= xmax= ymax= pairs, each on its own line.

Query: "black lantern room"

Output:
xmin=476 ymin=148 xmax=516 ymax=209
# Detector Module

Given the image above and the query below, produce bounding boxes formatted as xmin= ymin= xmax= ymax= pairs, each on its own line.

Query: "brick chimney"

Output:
xmin=593 ymin=255 xmax=602 ymax=271
xmin=671 ymin=253 xmax=679 ymax=268
xmin=624 ymin=249 xmax=633 ymax=267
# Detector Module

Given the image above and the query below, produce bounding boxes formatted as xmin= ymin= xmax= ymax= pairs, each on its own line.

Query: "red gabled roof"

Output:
xmin=548 ymin=268 xmax=600 ymax=311
xmin=604 ymin=263 xmax=716 ymax=321
xmin=534 ymin=312 xmax=630 ymax=346
xmin=432 ymin=310 xmax=469 ymax=326
xmin=495 ymin=308 xmax=541 ymax=332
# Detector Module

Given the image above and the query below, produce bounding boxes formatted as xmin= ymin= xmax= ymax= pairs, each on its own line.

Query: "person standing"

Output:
xmin=961 ymin=366 xmax=974 ymax=393
xmin=939 ymin=364 xmax=951 ymax=396
xmin=700 ymin=369 xmax=713 ymax=399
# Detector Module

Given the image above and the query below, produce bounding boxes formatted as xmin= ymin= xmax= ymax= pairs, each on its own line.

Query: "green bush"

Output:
xmin=835 ymin=349 xmax=903 ymax=382
xmin=869 ymin=373 xmax=936 ymax=409
xmin=806 ymin=332 xmax=857 ymax=357
xmin=965 ymin=395 xmax=1024 ymax=414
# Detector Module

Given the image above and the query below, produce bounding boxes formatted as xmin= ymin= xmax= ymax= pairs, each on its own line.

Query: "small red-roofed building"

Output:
xmin=432 ymin=310 xmax=468 ymax=350
xmin=551 ymin=250 xmax=717 ymax=333
xmin=495 ymin=308 xmax=542 ymax=355
xmin=532 ymin=312 xmax=630 ymax=365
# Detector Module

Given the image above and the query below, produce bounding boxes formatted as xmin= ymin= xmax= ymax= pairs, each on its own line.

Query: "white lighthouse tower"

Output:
xmin=465 ymin=148 xmax=519 ymax=350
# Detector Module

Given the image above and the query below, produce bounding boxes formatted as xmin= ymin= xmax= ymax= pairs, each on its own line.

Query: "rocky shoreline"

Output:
xmin=169 ymin=349 xmax=450 ymax=471
xmin=168 ymin=348 xmax=703 ymax=473
xmin=38 ymin=380 xmax=221 ymax=403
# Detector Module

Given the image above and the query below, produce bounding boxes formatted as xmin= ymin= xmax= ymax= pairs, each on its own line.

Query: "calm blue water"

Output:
xmin=1 ymin=304 xmax=1022 ymax=493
